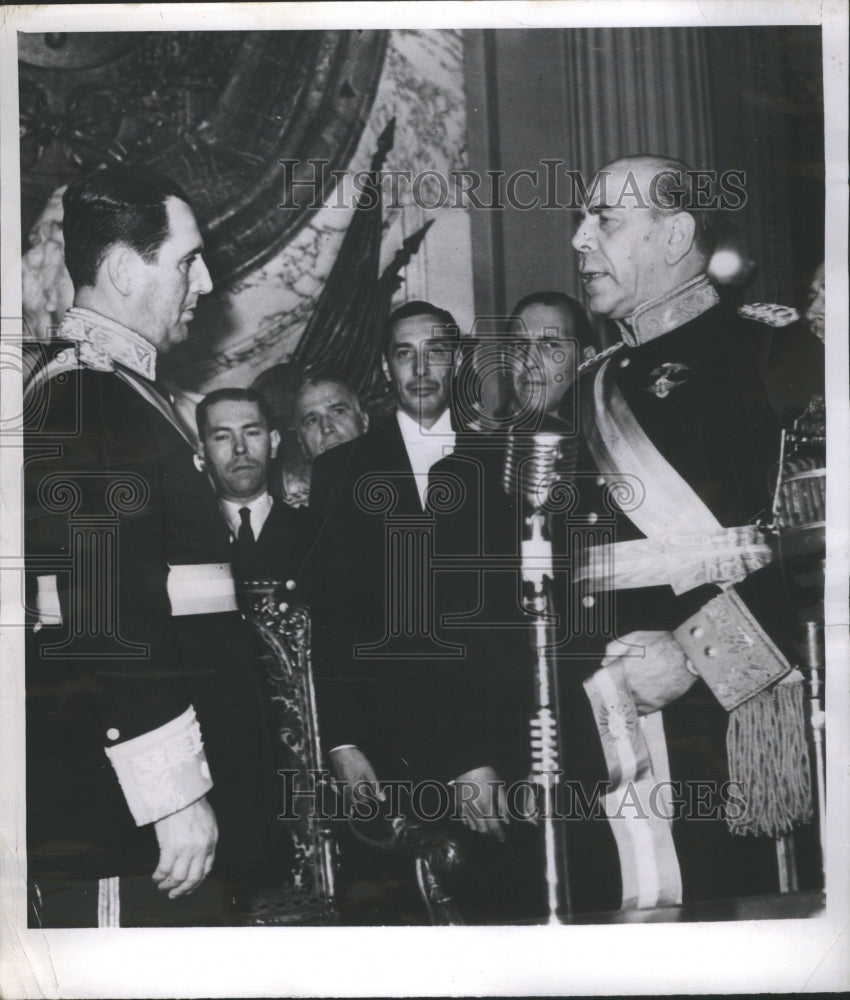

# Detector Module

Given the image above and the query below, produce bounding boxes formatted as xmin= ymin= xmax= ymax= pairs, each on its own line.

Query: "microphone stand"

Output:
xmin=504 ymin=427 xmax=573 ymax=922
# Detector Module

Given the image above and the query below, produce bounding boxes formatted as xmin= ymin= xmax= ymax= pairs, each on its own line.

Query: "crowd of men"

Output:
xmin=23 ymin=158 xmax=824 ymax=926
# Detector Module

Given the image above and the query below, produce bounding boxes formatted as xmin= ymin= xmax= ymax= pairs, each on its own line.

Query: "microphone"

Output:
xmin=502 ymin=415 xmax=575 ymax=921
xmin=502 ymin=415 xmax=577 ymax=511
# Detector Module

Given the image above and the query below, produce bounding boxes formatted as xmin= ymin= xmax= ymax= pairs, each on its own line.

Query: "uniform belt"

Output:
xmin=167 ymin=563 xmax=239 ymax=616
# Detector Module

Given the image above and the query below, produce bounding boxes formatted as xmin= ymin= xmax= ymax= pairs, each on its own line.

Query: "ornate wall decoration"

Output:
xmin=19 ymin=30 xmax=475 ymax=394
xmin=19 ymin=30 xmax=387 ymax=286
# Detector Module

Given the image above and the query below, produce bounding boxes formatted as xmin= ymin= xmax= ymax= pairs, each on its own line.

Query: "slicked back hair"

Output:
xmin=62 ymin=166 xmax=193 ymax=290
xmin=383 ymin=300 xmax=460 ymax=358
xmin=512 ymin=291 xmax=594 ymax=349
xmin=196 ymin=387 xmax=276 ymax=442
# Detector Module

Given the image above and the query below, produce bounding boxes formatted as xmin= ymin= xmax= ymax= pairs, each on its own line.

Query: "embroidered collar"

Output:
xmin=615 ymin=274 xmax=720 ymax=347
xmin=59 ymin=306 xmax=157 ymax=380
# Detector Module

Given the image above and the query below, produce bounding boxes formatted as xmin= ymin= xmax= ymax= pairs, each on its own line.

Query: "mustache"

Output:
xmin=405 ymin=379 xmax=441 ymax=391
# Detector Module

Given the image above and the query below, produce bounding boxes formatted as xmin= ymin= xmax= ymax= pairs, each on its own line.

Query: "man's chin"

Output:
xmin=585 ymin=292 xmax=619 ymax=319
xmin=164 ymin=323 xmax=190 ymax=349
xmin=408 ymin=398 xmax=446 ymax=423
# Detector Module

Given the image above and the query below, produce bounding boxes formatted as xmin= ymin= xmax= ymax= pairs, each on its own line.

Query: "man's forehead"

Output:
xmin=163 ymin=196 xmax=203 ymax=245
xmin=207 ymin=399 xmax=264 ymax=425
xmin=297 ymin=382 xmax=354 ymax=411
xmin=583 ymin=160 xmax=657 ymax=210
xmin=390 ymin=314 xmax=451 ymax=345
xmin=519 ymin=303 xmax=574 ymax=330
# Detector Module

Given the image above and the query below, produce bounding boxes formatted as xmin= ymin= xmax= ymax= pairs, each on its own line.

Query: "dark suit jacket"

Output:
xmin=302 ymin=415 xmax=529 ymax=786
xmin=231 ymin=497 xmax=302 ymax=588
xmin=25 ymin=352 xmax=282 ymax=893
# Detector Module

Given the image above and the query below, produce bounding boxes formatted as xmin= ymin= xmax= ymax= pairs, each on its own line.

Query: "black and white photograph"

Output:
xmin=1 ymin=1 xmax=847 ymax=996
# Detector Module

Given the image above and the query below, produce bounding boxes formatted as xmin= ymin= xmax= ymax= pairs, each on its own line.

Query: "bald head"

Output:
xmin=572 ymin=155 xmax=715 ymax=319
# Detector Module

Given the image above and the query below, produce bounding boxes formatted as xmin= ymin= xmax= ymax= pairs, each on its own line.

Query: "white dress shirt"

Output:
xmin=396 ymin=407 xmax=456 ymax=509
xmin=219 ymin=491 xmax=274 ymax=541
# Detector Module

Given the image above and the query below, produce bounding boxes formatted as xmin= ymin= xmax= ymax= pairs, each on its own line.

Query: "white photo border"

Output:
xmin=1 ymin=2 xmax=847 ymax=996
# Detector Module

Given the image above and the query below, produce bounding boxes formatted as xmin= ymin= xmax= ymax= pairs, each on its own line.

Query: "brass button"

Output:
xmin=705 ymin=646 xmax=717 ymax=658
xmin=587 ymin=512 xmax=599 ymax=524
xmin=690 ymin=625 xmax=704 ymax=639
xmin=106 ymin=728 xmax=120 ymax=741
xmin=582 ymin=595 xmax=595 ymax=608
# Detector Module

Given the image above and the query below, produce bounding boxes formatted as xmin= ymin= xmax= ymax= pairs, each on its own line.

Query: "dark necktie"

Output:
xmin=232 ymin=506 xmax=255 ymax=578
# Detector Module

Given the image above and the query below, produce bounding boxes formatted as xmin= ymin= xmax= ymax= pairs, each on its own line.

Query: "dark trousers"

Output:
xmin=28 ymin=875 xmax=244 ymax=928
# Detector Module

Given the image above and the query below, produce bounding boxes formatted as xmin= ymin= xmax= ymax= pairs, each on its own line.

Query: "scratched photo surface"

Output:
xmin=1 ymin=4 xmax=847 ymax=997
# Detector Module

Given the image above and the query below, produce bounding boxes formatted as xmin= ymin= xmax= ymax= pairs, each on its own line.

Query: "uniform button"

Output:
xmin=690 ymin=626 xmax=704 ymax=639
xmin=582 ymin=595 xmax=595 ymax=608
xmin=619 ymin=357 xmax=631 ymax=368
xmin=705 ymin=646 xmax=717 ymax=658
xmin=587 ymin=512 xmax=599 ymax=524
xmin=106 ymin=728 xmax=120 ymax=741
xmin=285 ymin=579 xmax=296 ymax=591
xmin=595 ymin=476 xmax=605 ymax=486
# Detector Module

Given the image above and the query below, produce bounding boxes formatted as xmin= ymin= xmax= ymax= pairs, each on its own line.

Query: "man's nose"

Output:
xmin=319 ymin=415 xmax=332 ymax=435
xmin=233 ymin=435 xmax=247 ymax=454
xmin=413 ymin=349 xmax=430 ymax=377
xmin=572 ymin=217 xmax=594 ymax=252
xmin=192 ymin=256 xmax=213 ymax=295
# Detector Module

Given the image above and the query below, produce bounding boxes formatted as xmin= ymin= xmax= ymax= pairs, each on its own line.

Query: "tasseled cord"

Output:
xmin=726 ymin=680 xmax=812 ymax=837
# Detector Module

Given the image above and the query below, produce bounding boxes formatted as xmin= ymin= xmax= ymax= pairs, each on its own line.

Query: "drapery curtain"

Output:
xmin=464 ymin=27 xmax=820 ymax=324
xmin=561 ymin=28 xmax=715 ymax=203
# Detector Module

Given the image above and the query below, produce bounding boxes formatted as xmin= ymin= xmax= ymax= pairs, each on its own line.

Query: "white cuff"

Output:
xmin=104 ymin=706 xmax=213 ymax=826
xmin=36 ymin=574 xmax=62 ymax=626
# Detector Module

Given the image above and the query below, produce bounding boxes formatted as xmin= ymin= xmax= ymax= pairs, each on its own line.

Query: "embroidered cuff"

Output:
xmin=104 ymin=706 xmax=213 ymax=826
xmin=672 ymin=590 xmax=791 ymax=710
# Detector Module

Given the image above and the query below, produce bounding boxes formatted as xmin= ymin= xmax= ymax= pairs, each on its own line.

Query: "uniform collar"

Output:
xmin=615 ymin=274 xmax=720 ymax=348
xmin=60 ymin=306 xmax=158 ymax=381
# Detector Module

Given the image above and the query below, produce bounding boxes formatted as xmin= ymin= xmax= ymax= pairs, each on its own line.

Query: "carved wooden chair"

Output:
xmin=238 ymin=584 xmax=466 ymax=925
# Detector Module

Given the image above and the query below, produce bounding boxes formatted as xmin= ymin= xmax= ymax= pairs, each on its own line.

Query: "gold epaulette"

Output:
xmin=737 ymin=302 xmax=800 ymax=327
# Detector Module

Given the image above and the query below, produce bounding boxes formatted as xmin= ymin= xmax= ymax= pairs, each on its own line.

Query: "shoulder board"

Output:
xmin=737 ymin=302 xmax=800 ymax=327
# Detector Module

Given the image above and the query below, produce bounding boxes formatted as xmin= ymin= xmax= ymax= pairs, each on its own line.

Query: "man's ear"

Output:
xmin=193 ymin=452 xmax=206 ymax=472
xmin=665 ymin=212 xmax=697 ymax=266
xmin=361 ymin=410 xmax=370 ymax=434
xmin=381 ymin=354 xmax=390 ymax=382
xmin=269 ymin=429 xmax=281 ymax=459
xmin=103 ymin=245 xmax=137 ymax=297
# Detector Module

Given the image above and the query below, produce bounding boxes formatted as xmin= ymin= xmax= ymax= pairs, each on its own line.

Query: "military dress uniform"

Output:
xmin=553 ymin=275 xmax=815 ymax=914
xmin=25 ymin=308 xmax=284 ymax=926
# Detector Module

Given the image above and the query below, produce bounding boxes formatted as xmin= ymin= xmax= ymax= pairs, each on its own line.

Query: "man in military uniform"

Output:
xmin=557 ymin=155 xmax=815 ymax=913
xmin=25 ymin=167 xmax=283 ymax=926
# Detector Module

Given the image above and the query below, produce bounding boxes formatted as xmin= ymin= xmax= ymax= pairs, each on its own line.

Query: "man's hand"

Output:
xmin=452 ymin=765 xmax=508 ymax=841
xmin=328 ymin=746 xmax=385 ymax=814
xmin=602 ymin=630 xmax=697 ymax=714
xmin=152 ymin=795 xmax=218 ymax=899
